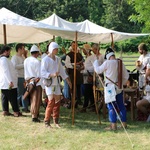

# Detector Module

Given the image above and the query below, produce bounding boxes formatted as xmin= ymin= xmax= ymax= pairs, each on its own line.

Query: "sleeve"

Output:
xmin=93 ymin=60 xmax=107 ymax=74
xmin=41 ymin=59 xmax=51 ymax=79
xmin=2 ymin=59 xmax=13 ymax=83
xmin=65 ymin=55 xmax=73 ymax=69
xmin=11 ymin=56 xmax=24 ymax=70
xmin=59 ymin=60 xmax=68 ymax=80
xmin=122 ymin=64 xmax=129 ymax=85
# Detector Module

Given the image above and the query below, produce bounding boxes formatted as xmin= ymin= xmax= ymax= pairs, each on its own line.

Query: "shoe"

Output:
xmin=2 ymin=111 xmax=13 ymax=116
xmin=45 ymin=121 xmax=53 ymax=128
xmin=147 ymin=115 xmax=150 ymax=122
xmin=22 ymin=108 xmax=30 ymax=113
xmin=32 ymin=118 xmax=40 ymax=123
xmin=104 ymin=123 xmax=117 ymax=131
xmin=55 ymin=124 xmax=61 ymax=128
xmin=14 ymin=112 xmax=22 ymax=117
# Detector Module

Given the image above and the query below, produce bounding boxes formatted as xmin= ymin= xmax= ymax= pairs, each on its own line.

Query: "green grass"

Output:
xmin=1 ymin=52 xmax=149 ymax=150
xmin=0 ymin=102 xmax=150 ymax=150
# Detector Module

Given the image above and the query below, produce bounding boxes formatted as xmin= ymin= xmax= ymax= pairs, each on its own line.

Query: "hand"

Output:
xmin=68 ymin=82 xmax=72 ymax=89
xmin=50 ymin=72 xmax=59 ymax=77
xmin=62 ymin=47 xmax=66 ymax=54
xmin=136 ymin=60 xmax=141 ymax=67
xmin=9 ymin=82 xmax=14 ymax=89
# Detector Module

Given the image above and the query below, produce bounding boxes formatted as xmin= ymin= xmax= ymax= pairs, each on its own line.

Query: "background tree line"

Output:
xmin=0 ymin=0 xmax=150 ymax=53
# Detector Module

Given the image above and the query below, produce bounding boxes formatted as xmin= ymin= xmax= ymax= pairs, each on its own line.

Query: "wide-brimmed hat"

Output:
xmin=83 ymin=44 xmax=92 ymax=50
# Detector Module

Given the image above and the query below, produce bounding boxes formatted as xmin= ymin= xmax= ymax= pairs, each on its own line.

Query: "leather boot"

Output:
xmin=45 ymin=120 xmax=52 ymax=128
xmin=53 ymin=118 xmax=61 ymax=128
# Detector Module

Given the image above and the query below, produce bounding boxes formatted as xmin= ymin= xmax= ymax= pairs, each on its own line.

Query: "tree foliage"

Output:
xmin=128 ymin=0 xmax=150 ymax=33
xmin=101 ymin=0 xmax=142 ymax=32
xmin=0 ymin=0 xmax=150 ymax=52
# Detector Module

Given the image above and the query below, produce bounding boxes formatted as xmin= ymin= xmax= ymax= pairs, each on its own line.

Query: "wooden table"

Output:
xmin=123 ymin=88 xmax=138 ymax=121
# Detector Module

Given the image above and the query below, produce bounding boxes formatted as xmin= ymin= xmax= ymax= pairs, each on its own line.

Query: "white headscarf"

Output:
xmin=48 ymin=42 xmax=59 ymax=54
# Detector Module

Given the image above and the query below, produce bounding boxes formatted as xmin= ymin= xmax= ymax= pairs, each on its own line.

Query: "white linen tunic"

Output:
xmin=41 ymin=55 xmax=68 ymax=96
xmin=24 ymin=56 xmax=41 ymax=86
xmin=0 ymin=56 xmax=18 ymax=89
xmin=11 ymin=55 xmax=24 ymax=78
xmin=93 ymin=59 xmax=129 ymax=90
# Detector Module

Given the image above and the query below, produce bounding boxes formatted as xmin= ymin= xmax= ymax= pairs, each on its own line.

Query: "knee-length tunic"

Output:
xmin=41 ymin=55 xmax=68 ymax=96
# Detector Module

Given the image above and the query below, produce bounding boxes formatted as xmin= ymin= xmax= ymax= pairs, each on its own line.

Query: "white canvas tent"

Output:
xmin=40 ymin=13 xmax=150 ymax=43
xmin=0 ymin=8 xmax=76 ymax=44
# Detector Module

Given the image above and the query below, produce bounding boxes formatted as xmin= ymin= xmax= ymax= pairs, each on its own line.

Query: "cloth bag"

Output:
xmin=104 ymin=84 xmax=117 ymax=104
xmin=43 ymin=78 xmax=52 ymax=87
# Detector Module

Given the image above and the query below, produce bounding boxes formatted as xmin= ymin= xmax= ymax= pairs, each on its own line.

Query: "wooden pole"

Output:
xmin=72 ymin=31 xmax=78 ymax=125
xmin=111 ymin=33 xmax=114 ymax=49
xmin=53 ymin=35 xmax=55 ymax=41
xmin=3 ymin=24 xmax=7 ymax=45
xmin=93 ymin=72 xmax=101 ymax=125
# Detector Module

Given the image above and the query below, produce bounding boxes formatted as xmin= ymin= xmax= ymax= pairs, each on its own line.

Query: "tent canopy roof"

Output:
xmin=40 ymin=13 xmax=150 ymax=43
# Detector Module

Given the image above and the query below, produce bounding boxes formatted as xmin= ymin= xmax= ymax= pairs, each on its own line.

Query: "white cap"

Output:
xmin=48 ymin=42 xmax=59 ymax=53
xmin=30 ymin=45 xmax=40 ymax=53
xmin=147 ymin=63 xmax=150 ymax=69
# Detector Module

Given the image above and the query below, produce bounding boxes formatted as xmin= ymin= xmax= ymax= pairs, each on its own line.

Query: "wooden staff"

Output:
xmin=118 ymin=59 xmax=122 ymax=89
xmin=72 ymin=31 xmax=78 ymax=125
xmin=52 ymin=35 xmax=55 ymax=41
xmin=3 ymin=24 xmax=7 ymax=45
xmin=111 ymin=33 xmax=114 ymax=49
xmin=93 ymin=72 xmax=101 ymax=125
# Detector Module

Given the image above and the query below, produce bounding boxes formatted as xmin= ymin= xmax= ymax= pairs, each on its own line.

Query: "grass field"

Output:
xmin=1 ymin=51 xmax=149 ymax=150
xmin=0 ymin=101 xmax=150 ymax=150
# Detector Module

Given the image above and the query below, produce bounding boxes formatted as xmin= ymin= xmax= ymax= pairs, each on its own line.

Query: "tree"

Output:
xmin=101 ymin=0 xmax=142 ymax=33
xmin=128 ymin=0 xmax=150 ymax=33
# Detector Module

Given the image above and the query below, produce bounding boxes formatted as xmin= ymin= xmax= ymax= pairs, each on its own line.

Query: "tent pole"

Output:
xmin=53 ymin=35 xmax=55 ymax=41
xmin=111 ymin=33 xmax=114 ymax=49
xmin=3 ymin=24 xmax=7 ymax=45
xmin=72 ymin=31 xmax=78 ymax=125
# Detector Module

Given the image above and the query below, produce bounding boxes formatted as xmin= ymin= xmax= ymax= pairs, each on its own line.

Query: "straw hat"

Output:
xmin=83 ymin=44 xmax=92 ymax=50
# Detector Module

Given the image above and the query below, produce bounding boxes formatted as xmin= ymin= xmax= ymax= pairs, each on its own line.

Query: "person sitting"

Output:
xmin=136 ymin=63 xmax=150 ymax=122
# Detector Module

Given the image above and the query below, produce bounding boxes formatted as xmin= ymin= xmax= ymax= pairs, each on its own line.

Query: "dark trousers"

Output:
xmin=1 ymin=88 xmax=19 ymax=112
xmin=83 ymin=84 xmax=94 ymax=108
xmin=76 ymin=84 xmax=81 ymax=103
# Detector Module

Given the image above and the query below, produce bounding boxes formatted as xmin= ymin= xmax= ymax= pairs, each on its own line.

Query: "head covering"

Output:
xmin=83 ymin=44 xmax=91 ymax=53
xmin=30 ymin=45 xmax=40 ymax=53
xmin=147 ymin=63 xmax=150 ymax=69
xmin=104 ymin=47 xmax=115 ymax=60
xmin=48 ymin=42 xmax=59 ymax=53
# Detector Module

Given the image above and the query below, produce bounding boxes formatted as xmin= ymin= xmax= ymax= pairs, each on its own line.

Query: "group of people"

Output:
xmin=0 ymin=41 xmax=149 ymax=130
xmin=136 ymin=43 xmax=150 ymax=121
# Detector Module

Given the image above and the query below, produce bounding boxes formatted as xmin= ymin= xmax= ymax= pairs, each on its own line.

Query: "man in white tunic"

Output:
xmin=41 ymin=42 xmax=72 ymax=128
xmin=93 ymin=48 xmax=129 ymax=130
xmin=0 ymin=45 xmax=22 ymax=117
xmin=24 ymin=45 xmax=42 ymax=122
xmin=136 ymin=43 xmax=150 ymax=90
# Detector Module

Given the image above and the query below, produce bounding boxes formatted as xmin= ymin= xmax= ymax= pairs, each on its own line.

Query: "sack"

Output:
xmin=43 ymin=78 xmax=52 ymax=87
xmin=104 ymin=84 xmax=116 ymax=104
xmin=23 ymin=82 xmax=36 ymax=100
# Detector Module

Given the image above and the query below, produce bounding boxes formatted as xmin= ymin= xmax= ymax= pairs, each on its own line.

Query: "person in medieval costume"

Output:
xmin=93 ymin=48 xmax=129 ymax=130
xmin=41 ymin=42 xmax=72 ymax=128
xmin=24 ymin=45 xmax=42 ymax=122
xmin=65 ymin=41 xmax=84 ymax=108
